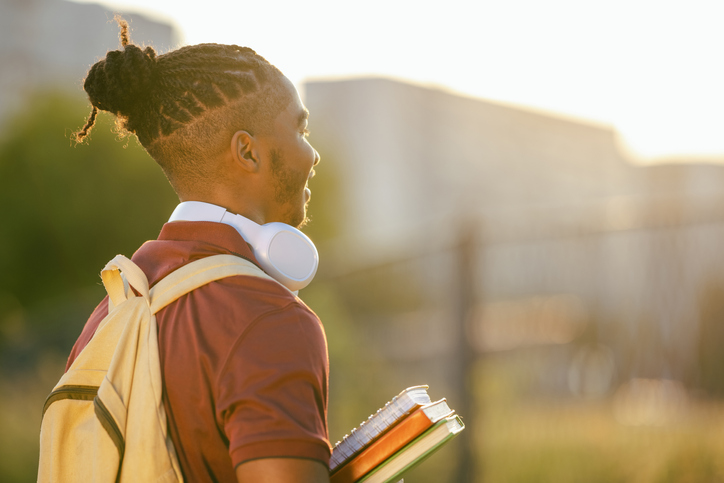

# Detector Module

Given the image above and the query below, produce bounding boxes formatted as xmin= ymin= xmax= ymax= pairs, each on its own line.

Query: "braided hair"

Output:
xmin=75 ymin=17 xmax=290 ymax=196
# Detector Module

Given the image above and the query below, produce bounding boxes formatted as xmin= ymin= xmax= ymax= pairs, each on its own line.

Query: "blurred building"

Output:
xmin=0 ymin=0 xmax=180 ymax=124
xmin=304 ymin=77 xmax=724 ymax=393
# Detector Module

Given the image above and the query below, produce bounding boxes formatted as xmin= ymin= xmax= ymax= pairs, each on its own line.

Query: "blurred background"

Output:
xmin=3 ymin=0 xmax=724 ymax=481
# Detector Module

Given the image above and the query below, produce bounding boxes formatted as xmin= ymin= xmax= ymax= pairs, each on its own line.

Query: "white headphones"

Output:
xmin=168 ymin=201 xmax=318 ymax=292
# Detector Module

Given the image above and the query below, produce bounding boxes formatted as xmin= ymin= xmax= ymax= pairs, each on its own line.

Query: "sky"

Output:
xmin=72 ymin=0 xmax=724 ymax=163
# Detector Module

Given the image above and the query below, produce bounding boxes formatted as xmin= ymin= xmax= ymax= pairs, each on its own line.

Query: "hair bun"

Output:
xmin=84 ymin=44 xmax=159 ymax=117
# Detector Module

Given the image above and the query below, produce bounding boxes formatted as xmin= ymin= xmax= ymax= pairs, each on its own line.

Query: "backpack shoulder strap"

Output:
xmin=102 ymin=255 xmax=151 ymax=308
xmin=149 ymin=254 xmax=282 ymax=314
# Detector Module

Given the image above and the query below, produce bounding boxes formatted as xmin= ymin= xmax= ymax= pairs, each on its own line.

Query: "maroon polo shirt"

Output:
xmin=66 ymin=221 xmax=331 ymax=481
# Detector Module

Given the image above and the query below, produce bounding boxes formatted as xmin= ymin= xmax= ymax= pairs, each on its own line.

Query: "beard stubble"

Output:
xmin=270 ymin=148 xmax=310 ymax=228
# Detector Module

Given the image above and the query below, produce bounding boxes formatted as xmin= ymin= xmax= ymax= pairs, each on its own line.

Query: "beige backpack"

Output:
xmin=38 ymin=253 xmax=276 ymax=482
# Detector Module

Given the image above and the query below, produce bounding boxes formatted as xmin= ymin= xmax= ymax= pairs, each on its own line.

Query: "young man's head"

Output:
xmin=76 ymin=18 xmax=319 ymax=228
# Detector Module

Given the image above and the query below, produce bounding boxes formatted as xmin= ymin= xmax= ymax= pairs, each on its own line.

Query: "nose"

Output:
xmin=313 ymin=149 xmax=320 ymax=166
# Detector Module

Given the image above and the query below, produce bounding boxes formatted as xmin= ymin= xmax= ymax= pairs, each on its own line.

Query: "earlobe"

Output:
xmin=230 ymin=130 xmax=259 ymax=173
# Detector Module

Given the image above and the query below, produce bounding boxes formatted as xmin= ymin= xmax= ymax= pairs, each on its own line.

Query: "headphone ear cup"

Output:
xmin=268 ymin=230 xmax=318 ymax=280
xmin=253 ymin=223 xmax=318 ymax=291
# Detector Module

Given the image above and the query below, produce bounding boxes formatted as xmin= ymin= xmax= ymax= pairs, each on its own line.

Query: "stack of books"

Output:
xmin=330 ymin=386 xmax=465 ymax=483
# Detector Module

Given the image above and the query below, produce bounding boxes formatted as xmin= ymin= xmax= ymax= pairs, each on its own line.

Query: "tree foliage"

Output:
xmin=0 ymin=92 xmax=178 ymax=311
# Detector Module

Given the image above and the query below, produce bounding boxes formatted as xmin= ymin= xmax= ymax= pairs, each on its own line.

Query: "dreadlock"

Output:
xmin=75 ymin=16 xmax=290 ymax=196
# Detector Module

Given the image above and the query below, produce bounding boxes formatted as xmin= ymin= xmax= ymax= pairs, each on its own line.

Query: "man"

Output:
xmin=67 ymin=19 xmax=331 ymax=482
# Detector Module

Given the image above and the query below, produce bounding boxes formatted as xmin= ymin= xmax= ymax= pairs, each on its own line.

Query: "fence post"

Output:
xmin=452 ymin=221 xmax=478 ymax=482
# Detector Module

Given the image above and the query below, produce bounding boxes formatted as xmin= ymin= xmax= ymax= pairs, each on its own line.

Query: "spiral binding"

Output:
xmin=329 ymin=385 xmax=431 ymax=471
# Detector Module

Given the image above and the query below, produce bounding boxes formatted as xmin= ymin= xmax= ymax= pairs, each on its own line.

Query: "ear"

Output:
xmin=231 ymin=130 xmax=260 ymax=173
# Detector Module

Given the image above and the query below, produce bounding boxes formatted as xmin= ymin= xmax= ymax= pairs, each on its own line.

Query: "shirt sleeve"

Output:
xmin=216 ymin=302 xmax=331 ymax=468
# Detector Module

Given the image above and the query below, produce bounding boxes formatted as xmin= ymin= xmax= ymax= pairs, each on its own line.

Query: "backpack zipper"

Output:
xmin=42 ymin=385 xmax=99 ymax=417
xmin=94 ymin=397 xmax=126 ymax=462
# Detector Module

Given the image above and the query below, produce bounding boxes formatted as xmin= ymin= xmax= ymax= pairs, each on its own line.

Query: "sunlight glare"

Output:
xmin=69 ymin=0 xmax=724 ymax=161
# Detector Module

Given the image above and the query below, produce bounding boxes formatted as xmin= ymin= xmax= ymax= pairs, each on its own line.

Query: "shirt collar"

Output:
xmin=156 ymin=220 xmax=256 ymax=260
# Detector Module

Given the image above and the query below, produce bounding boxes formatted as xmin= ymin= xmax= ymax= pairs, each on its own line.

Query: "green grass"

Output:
xmin=476 ymin=357 xmax=724 ymax=483
xmin=6 ymin=354 xmax=724 ymax=482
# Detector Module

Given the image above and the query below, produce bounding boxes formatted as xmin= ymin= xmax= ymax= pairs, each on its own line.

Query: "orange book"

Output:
xmin=330 ymin=399 xmax=453 ymax=483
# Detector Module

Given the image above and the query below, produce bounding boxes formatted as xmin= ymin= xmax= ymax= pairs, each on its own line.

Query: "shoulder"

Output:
xmin=157 ymin=272 xmax=325 ymax=366
xmin=211 ymin=278 xmax=328 ymax=390
xmin=190 ymin=273 xmax=319 ymax=328
xmin=222 ymin=286 xmax=326 ymax=368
